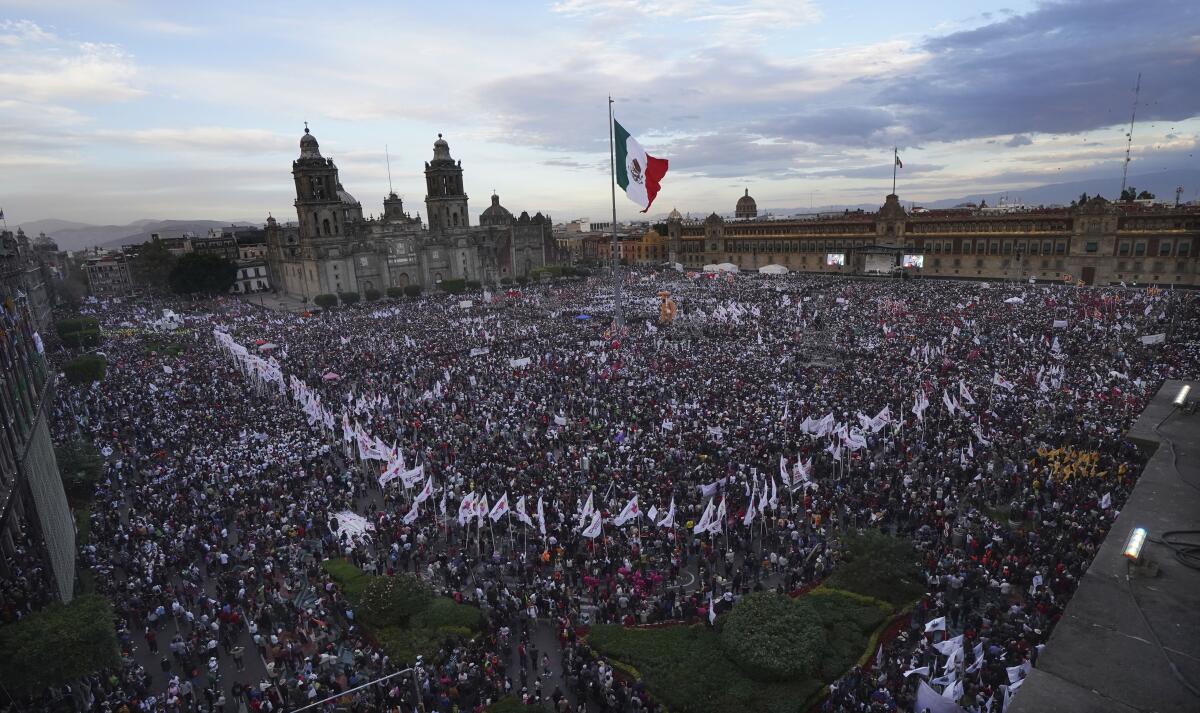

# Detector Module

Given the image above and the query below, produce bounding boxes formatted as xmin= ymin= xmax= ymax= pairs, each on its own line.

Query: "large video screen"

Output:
xmin=902 ymin=254 xmax=924 ymax=268
xmin=826 ymin=253 xmax=845 ymax=267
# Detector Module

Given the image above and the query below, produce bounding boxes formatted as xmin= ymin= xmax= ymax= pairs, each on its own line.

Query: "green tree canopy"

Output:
xmin=338 ymin=291 xmax=361 ymax=306
xmin=718 ymin=593 xmax=827 ymax=681
xmin=56 ymin=438 xmax=104 ymax=501
xmin=359 ymin=573 xmax=432 ymax=628
xmin=62 ymin=353 xmax=106 ymax=385
xmin=132 ymin=237 xmax=178 ymax=291
xmin=313 ymin=293 xmax=338 ymax=310
xmin=0 ymin=595 xmax=120 ymax=695
xmin=168 ymin=253 xmax=236 ymax=294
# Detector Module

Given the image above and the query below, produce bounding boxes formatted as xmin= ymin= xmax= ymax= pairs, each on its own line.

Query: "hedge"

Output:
xmin=440 ymin=279 xmax=467 ymax=294
xmin=403 ymin=285 xmax=423 ymax=297
xmin=56 ymin=317 xmax=101 ymax=349
xmin=386 ymin=287 xmax=406 ymax=299
xmin=515 ymin=276 xmax=529 ymax=286
xmin=824 ymin=531 xmax=924 ymax=609
xmin=338 ymin=291 xmax=361 ymax=306
xmin=313 ymin=294 xmax=338 ymax=310
xmin=586 ymin=589 xmax=888 ymax=713
xmin=500 ymin=277 xmax=514 ymax=286
xmin=364 ymin=288 xmax=381 ymax=301
xmin=465 ymin=280 xmax=482 ymax=290
xmin=63 ymin=353 xmax=106 ymax=385
xmin=719 ymin=593 xmax=826 ymax=681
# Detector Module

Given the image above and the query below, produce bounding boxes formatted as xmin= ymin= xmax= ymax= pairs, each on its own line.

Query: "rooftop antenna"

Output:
xmin=1120 ymin=72 xmax=1141 ymax=197
xmin=385 ymin=144 xmax=394 ymax=195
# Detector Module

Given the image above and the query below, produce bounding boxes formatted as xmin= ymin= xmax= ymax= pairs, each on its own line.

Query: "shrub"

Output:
xmin=719 ymin=593 xmax=827 ymax=681
xmin=465 ymin=280 xmax=482 ymax=290
xmin=0 ymin=595 xmax=119 ymax=695
xmin=339 ymin=291 xmax=361 ymax=306
xmin=419 ymin=597 xmax=483 ymax=632
xmin=364 ymin=288 xmax=381 ymax=301
xmin=62 ymin=353 xmax=106 ymax=385
xmin=515 ymin=276 xmax=529 ymax=286
xmin=386 ymin=287 xmax=405 ymax=299
xmin=56 ymin=438 xmax=104 ymax=501
xmin=500 ymin=277 xmax=514 ymax=286
xmin=403 ymin=285 xmax=423 ymax=297
xmin=575 ymin=268 xmax=592 ymax=277
xmin=56 ymin=317 xmax=101 ymax=349
xmin=440 ymin=278 xmax=467 ymax=294
xmin=359 ymin=574 xmax=432 ymax=628
xmin=825 ymin=531 xmax=923 ymax=609
xmin=313 ymin=293 xmax=338 ymax=310
xmin=322 ymin=558 xmax=369 ymax=600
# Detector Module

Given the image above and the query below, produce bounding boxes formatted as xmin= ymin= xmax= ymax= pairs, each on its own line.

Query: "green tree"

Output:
xmin=1078 ymin=192 xmax=1089 ymax=205
xmin=132 ymin=237 xmax=178 ymax=291
xmin=386 ymin=286 xmax=405 ymax=299
xmin=718 ymin=593 xmax=827 ymax=681
xmin=364 ymin=287 xmax=381 ymax=301
xmin=402 ymin=285 xmax=422 ymax=297
xmin=55 ymin=317 xmax=101 ymax=349
xmin=359 ymin=574 xmax=432 ymax=628
xmin=313 ymin=293 xmax=338 ymax=310
xmin=0 ymin=595 xmax=120 ymax=695
xmin=465 ymin=280 xmax=482 ymax=290
xmin=168 ymin=253 xmax=236 ymax=294
xmin=338 ymin=291 xmax=361 ymax=306
xmin=1137 ymin=190 xmax=1155 ymax=200
xmin=652 ymin=222 xmax=668 ymax=235
xmin=62 ymin=353 xmax=106 ymax=385
xmin=55 ymin=438 xmax=104 ymax=501
xmin=1121 ymin=186 xmax=1138 ymax=202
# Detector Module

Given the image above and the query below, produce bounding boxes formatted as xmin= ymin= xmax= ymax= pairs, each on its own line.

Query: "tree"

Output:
xmin=132 ymin=237 xmax=178 ymax=291
xmin=1137 ymin=190 xmax=1155 ymax=200
xmin=359 ymin=574 xmax=432 ymax=628
xmin=168 ymin=253 xmax=236 ymax=294
xmin=364 ymin=288 xmax=381 ymax=301
xmin=313 ymin=293 xmax=338 ymax=310
xmin=440 ymin=279 xmax=467 ymax=294
xmin=0 ymin=595 xmax=120 ymax=695
xmin=56 ymin=317 xmax=101 ymax=349
xmin=652 ymin=222 xmax=668 ymax=235
xmin=1079 ymin=192 xmax=1089 ymax=205
xmin=338 ymin=291 xmax=360 ymax=306
xmin=402 ymin=285 xmax=422 ymax=297
xmin=386 ymin=286 xmax=405 ymax=299
xmin=62 ymin=353 xmax=106 ymax=385
xmin=1120 ymin=186 xmax=1138 ymax=202
xmin=55 ymin=438 xmax=104 ymax=501
xmin=718 ymin=593 xmax=827 ymax=681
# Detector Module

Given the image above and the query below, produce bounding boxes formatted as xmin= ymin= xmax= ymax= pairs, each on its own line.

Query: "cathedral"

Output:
xmin=266 ymin=127 xmax=557 ymax=300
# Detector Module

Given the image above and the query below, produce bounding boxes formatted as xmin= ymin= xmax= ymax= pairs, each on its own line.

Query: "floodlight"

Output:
xmin=1123 ymin=527 xmax=1148 ymax=560
xmin=1173 ymin=384 xmax=1191 ymax=407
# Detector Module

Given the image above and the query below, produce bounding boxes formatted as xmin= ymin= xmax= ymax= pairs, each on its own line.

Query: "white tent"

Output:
xmin=715 ymin=262 xmax=740 ymax=273
xmin=702 ymin=264 xmax=721 ymax=273
xmin=660 ymin=261 xmax=684 ymax=272
xmin=1003 ymin=297 xmax=1024 ymax=304
xmin=758 ymin=264 xmax=788 ymax=275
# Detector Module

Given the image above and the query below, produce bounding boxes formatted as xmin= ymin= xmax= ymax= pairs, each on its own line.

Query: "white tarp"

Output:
xmin=1004 ymin=297 xmax=1024 ymax=304
xmin=458 ymin=300 xmax=474 ymax=308
xmin=758 ymin=264 xmax=788 ymax=275
xmin=716 ymin=262 xmax=740 ymax=273
xmin=1139 ymin=333 xmax=1166 ymax=345
xmin=332 ymin=511 xmax=374 ymax=549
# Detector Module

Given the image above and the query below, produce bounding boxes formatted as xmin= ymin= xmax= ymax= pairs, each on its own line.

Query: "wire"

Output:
xmin=1125 ymin=572 xmax=1200 ymax=699
xmin=1149 ymin=530 xmax=1200 ymax=572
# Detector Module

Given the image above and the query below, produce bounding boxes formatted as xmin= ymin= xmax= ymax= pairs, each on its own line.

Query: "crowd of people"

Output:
xmin=3 ymin=271 xmax=1198 ymax=713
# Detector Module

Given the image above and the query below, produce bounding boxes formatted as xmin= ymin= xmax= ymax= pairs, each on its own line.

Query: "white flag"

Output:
xmin=657 ymin=498 xmax=676 ymax=528
xmin=924 ymin=616 xmax=947 ymax=633
xmin=403 ymin=502 xmax=420 ymax=524
xmin=413 ymin=477 xmax=433 ymax=504
xmin=514 ymin=496 xmax=534 ymax=526
xmin=457 ymin=492 xmax=477 ymax=526
xmin=489 ymin=493 xmax=510 ymax=522
xmin=692 ymin=499 xmax=714 ymax=534
xmin=582 ymin=510 xmax=603 ymax=538
xmin=537 ymin=496 xmax=547 ymax=535
xmin=613 ymin=496 xmax=640 ymax=526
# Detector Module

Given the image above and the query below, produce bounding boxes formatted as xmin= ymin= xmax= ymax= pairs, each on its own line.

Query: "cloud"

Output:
xmin=1005 ymin=134 xmax=1033 ymax=147
xmin=550 ymin=0 xmax=821 ymax=31
xmin=0 ymin=20 xmax=144 ymax=101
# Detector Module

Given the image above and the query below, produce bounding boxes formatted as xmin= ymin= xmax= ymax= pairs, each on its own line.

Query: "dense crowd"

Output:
xmin=4 ymin=272 xmax=1198 ymax=713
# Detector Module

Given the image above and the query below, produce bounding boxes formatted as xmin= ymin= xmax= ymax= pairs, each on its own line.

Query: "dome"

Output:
xmin=299 ymin=125 xmax=322 ymax=159
xmin=432 ymin=133 xmax=452 ymax=161
xmin=704 ymin=212 xmax=724 ymax=225
xmin=735 ymin=188 xmax=757 ymax=219
xmin=32 ymin=232 xmax=58 ymax=251
xmin=667 ymin=207 xmax=683 ymax=221
xmin=336 ymin=183 xmax=358 ymax=206
xmin=480 ymin=194 xmax=512 ymax=226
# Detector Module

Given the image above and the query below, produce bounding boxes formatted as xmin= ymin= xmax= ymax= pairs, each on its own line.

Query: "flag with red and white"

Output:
xmin=615 ymin=118 xmax=668 ymax=212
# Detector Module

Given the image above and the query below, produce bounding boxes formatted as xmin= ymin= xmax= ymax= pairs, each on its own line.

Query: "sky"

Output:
xmin=2 ymin=0 xmax=1199 ymax=227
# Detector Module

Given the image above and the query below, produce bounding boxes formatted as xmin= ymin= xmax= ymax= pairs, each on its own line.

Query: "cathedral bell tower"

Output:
xmin=424 ymin=134 xmax=469 ymax=234
xmin=293 ymin=124 xmax=346 ymax=240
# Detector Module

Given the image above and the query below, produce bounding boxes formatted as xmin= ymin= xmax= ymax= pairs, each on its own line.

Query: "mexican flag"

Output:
xmin=614 ymin=118 xmax=668 ymax=212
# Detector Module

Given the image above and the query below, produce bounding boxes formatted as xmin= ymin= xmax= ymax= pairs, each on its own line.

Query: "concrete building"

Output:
xmin=0 ymin=231 xmax=75 ymax=606
xmin=663 ymin=193 xmax=1200 ymax=285
xmin=82 ymin=252 xmax=134 ymax=297
xmin=266 ymin=127 xmax=558 ymax=300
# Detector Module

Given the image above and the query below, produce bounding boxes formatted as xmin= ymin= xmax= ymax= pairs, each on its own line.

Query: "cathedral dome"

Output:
xmin=432 ymin=133 xmax=452 ymax=162
xmin=735 ymin=188 xmax=757 ymax=219
xmin=299 ymin=126 xmax=322 ymax=159
xmin=667 ymin=207 xmax=683 ymax=221
xmin=336 ymin=183 xmax=358 ymax=206
xmin=32 ymin=232 xmax=58 ymax=251
xmin=480 ymin=193 xmax=512 ymax=226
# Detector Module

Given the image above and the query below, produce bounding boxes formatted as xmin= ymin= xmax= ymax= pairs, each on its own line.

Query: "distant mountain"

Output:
xmin=919 ymin=169 xmax=1200 ymax=210
xmin=8 ymin=219 xmax=259 ymax=252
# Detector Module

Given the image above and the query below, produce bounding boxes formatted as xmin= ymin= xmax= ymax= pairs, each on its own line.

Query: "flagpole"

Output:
xmin=892 ymin=147 xmax=898 ymax=196
xmin=608 ymin=95 xmax=625 ymax=329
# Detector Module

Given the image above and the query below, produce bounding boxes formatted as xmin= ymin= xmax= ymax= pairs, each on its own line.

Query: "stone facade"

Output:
xmin=665 ymin=194 xmax=1200 ymax=285
xmin=267 ymin=129 xmax=557 ymax=300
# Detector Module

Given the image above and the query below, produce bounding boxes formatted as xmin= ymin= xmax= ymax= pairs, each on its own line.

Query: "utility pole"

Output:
xmin=1120 ymin=72 xmax=1141 ymax=198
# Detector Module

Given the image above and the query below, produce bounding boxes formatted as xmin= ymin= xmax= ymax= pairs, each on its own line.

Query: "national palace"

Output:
xmin=624 ymin=192 xmax=1200 ymax=286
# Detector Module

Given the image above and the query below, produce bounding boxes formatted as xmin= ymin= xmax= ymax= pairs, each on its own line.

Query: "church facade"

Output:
xmin=266 ymin=128 xmax=556 ymax=300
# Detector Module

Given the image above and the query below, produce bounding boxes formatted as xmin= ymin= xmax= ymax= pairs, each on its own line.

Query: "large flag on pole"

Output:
xmin=614 ymin=118 xmax=668 ymax=212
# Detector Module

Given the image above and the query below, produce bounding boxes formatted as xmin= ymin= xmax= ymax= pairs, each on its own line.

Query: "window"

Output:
xmin=1003 ymin=242 xmax=1012 ymax=255
xmin=1134 ymin=242 xmax=1146 ymax=256
xmin=1043 ymin=241 xmax=1052 ymax=254
xmin=1118 ymin=242 xmax=1130 ymax=256
xmin=1029 ymin=242 xmax=1038 ymax=255
xmin=1159 ymin=241 xmax=1172 ymax=256
xmin=1085 ymin=242 xmax=1098 ymax=253
xmin=1055 ymin=242 xmax=1066 ymax=255
xmin=942 ymin=241 xmax=951 ymax=253
xmin=989 ymin=241 xmax=999 ymax=255
xmin=1179 ymin=241 xmax=1191 ymax=257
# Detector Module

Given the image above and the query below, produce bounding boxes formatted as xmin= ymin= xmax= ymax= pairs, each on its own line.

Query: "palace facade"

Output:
xmin=664 ymin=193 xmax=1200 ymax=286
xmin=267 ymin=129 xmax=557 ymax=300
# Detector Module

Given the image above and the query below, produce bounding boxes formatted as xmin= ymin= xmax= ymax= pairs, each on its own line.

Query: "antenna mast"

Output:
xmin=1120 ymin=72 xmax=1141 ymax=197
xmin=385 ymin=144 xmax=394 ymax=195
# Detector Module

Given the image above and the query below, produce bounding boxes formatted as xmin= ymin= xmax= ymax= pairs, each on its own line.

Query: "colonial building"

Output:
xmin=664 ymin=193 xmax=1200 ymax=285
xmin=82 ymin=252 xmax=134 ymax=297
xmin=266 ymin=128 xmax=557 ymax=300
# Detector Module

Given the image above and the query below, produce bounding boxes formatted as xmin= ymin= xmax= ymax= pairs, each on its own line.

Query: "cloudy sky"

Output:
xmin=2 ymin=0 xmax=1199 ymax=226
